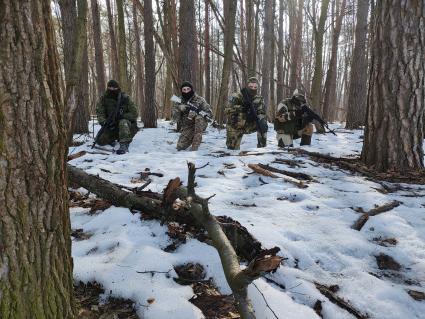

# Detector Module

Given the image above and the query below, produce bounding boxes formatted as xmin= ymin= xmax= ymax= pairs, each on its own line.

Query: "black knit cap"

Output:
xmin=107 ymin=79 xmax=120 ymax=88
xmin=180 ymin=81 xmax=194 ymax=91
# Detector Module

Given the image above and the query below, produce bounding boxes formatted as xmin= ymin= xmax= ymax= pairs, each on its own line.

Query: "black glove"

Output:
xmin=188 ymin=105 xmax=198 ymax=113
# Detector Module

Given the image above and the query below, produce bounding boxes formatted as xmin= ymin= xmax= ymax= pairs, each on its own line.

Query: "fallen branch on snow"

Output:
xmin=248 ymin=164 xmax=307 ymax=188
xmin=351 ymin=200 xmax=401 ymax=231
xmin=164 ymin=162 xmax=282 ymax=318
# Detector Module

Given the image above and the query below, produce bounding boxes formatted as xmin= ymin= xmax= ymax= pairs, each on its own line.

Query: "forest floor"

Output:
xmin=68 ymin=120 xmax=425 ymax=319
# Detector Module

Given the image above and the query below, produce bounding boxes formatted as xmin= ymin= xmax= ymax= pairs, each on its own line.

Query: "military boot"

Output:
xmin=300 ymin=134 xmax=312 ymax=146
xmin=116 ymin=142 xmax=129 ymax=155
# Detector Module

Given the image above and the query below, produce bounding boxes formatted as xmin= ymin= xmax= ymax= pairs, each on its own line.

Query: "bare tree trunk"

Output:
xmin=261 ymin=0 xmax=275 ymax=109
xmin=361 ymin=0 xmax=424 ymax=172
xmin=322 ymin=0 xmax=346 ymax=121
xmin=204 ymin=1 xmax=211 ymax=103
xmin=115 ymin=0 xmax=129 ymax=92
xmin=143 ymin=0 xmax=157 ymax=127
xmin=0 ymin=0 xmax=75 ymax=317
xmin=310 ymin=0 xmax=330 ymax=112
xmin=345 ymin=0 xmax=369 ymax=129
xmin=106 ymin=0 xmax=120 ymax=81
xmin=73 ymin=39 xmax=90 ymax=133
xmin=289 ymin=0 xmax=304 ymax=92
xmin=216 ymin=0 xmax=237 ymax=125
xmin=133 ymin=1 xmax=144 ymax=113
xmin=246 ymin=0 xmax=255 ymax=77
xmin=91 ymin=0 xmax=106 ymax=96
xmin=277 ymin=0 xmax=285 ymax=103
xmin=179 ymin=0 xmax=197 ymax=85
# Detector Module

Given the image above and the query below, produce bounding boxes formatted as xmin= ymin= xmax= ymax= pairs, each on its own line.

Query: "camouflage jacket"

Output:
xmin=96 ymin=91 xmax=138 ymax=125
xmin=274 ymin=98 xmax=303 ymax=133
xmin=225 ymin=90 xmax=266 ymax=128
xmin=172 ymin=93 xmax=212 ymax=123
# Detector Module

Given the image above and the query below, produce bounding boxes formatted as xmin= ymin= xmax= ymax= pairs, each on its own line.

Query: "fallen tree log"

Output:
xmin=351 ymin=200 xmax=401 ymax=231
xmin=247 ymin=164 xmax=307 ymax=188
xmin=68 ymin=164 xmax=266 ymax=261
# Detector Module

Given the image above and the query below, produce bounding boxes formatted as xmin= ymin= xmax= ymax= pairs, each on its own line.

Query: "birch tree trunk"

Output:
xmin=0 ymin=0 xmax=75 ymax=317
xmin=361 ymin=0 xmax=424 ymax=172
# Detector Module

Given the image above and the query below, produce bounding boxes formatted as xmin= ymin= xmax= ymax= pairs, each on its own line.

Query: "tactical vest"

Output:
xmin=274 ymin=98 xmax=302 ymax=134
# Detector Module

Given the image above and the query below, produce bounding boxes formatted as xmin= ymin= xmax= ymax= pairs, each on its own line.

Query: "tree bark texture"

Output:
xmin=277 ymin=0 xmax=285 ymax=103
xmin=116 ymin=0 xmax=129 ymax=93
xmin=178 ymin=0 xmax=198 ymax=86
xmin=0 ymin=1 xmax=75 ymax=317
xmin=204 ymin=1 xmax=211 ymax=103
xmin=216 ymin=0 xmax=237 ymax=125
xmin=143 ymin=0 xmax=157 ymax=127
xmin=361 ymin=0 xmax=425 ymax=172
xmin=106 ymin=0 xmax=120 ymax=81
xmin=132 ymin=1 xmax=144 ymax=113
xmin=91 ymin=0 xmax=106 ymax=96
xmin=310 ymin=0 xmax=330 ymax=113
xmin=260 ymin=0 xmax=275 ymax=111
xmin=345 ymin=0 xmax=369 ymax=129
xmin=322 ymin=0 xmax=346 ymax=122
xmin=289 ymin=0 xmax=304 ymax=93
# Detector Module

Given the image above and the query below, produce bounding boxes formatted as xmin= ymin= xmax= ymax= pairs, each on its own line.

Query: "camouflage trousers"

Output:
xmin=97 ymin=119 xmax=138 ymax=145
xmin=226 ymin=121 xmax=267 ymax=150
xmin=177 ymin=116 xmax=208 ymax=151
xmin=276 ymin=123 xmax=313 ymax=147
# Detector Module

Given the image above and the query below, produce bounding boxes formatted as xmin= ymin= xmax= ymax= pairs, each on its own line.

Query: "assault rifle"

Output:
xmin=240 ymin=88 xmax=268 ymax=134
xmin=300 ymin=104 xmax=337 ymax=135
xmin=170 ymin=95 xmax=215 ymax=124
xmin=92 ymin=92 xmax=123 ymax=148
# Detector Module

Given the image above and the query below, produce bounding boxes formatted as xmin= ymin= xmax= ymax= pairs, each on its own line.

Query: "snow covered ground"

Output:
xmin=69 ymin=120 xmax=425 ymax=319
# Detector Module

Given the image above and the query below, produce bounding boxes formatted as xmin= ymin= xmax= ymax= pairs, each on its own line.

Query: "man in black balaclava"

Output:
xmin=171 ymin=81 xmax=212 ymax=151
xmin=95 ymin=80 xmax=139 ymax=154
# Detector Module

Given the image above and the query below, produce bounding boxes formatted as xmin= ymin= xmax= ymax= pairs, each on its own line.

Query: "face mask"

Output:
xmin=107 ymin=89 xmax=120 ymax=99
xmin=182 ymin=90 xmax=194 ymax=101
xmin=248 ymin=88 xmax=257 ymax=97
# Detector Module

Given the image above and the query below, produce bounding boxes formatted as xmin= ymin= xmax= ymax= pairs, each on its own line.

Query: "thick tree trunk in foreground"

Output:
xmin=345 ymin=0 xmax=369 ymax=129
xmin=143 ymin=0 xmax=157 ymax=127
xmin=289 ymin=0 xmax=304 ymax=93
xmin=0 ymin=1 xmax=74 ymax=317
xmin=362 ymin=0 xmax=425 ymax=172
xmin=216 ymin=0 xmax=237 ymax=125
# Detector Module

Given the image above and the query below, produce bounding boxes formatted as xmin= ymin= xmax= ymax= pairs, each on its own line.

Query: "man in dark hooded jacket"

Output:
xmin=95 ymin=80 xmax=138 ymax=154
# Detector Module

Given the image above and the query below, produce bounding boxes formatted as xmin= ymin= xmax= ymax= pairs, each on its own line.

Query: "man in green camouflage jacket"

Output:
xmin=95 ymin=80 xmax=139 ymax=154
xmin=274 ymin=91 xmax=314 ymax=147
xmin=172 ymin=81 xmax=212 ymax=151
xmin=225 ymin=77 xmax=267 ymax=150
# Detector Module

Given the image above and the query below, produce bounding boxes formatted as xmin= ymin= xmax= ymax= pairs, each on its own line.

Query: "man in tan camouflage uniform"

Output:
xmin=172 ymin=81 xmax=212 ymax=151
xmin=225 ymin=77 xmax=268 ymax=150
xmin=274 ymin=91 xmax=314 ymax=147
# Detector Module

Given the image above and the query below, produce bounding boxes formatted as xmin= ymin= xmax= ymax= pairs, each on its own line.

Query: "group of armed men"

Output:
xmin=95 ymin=78 xmax=324 ymax=154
